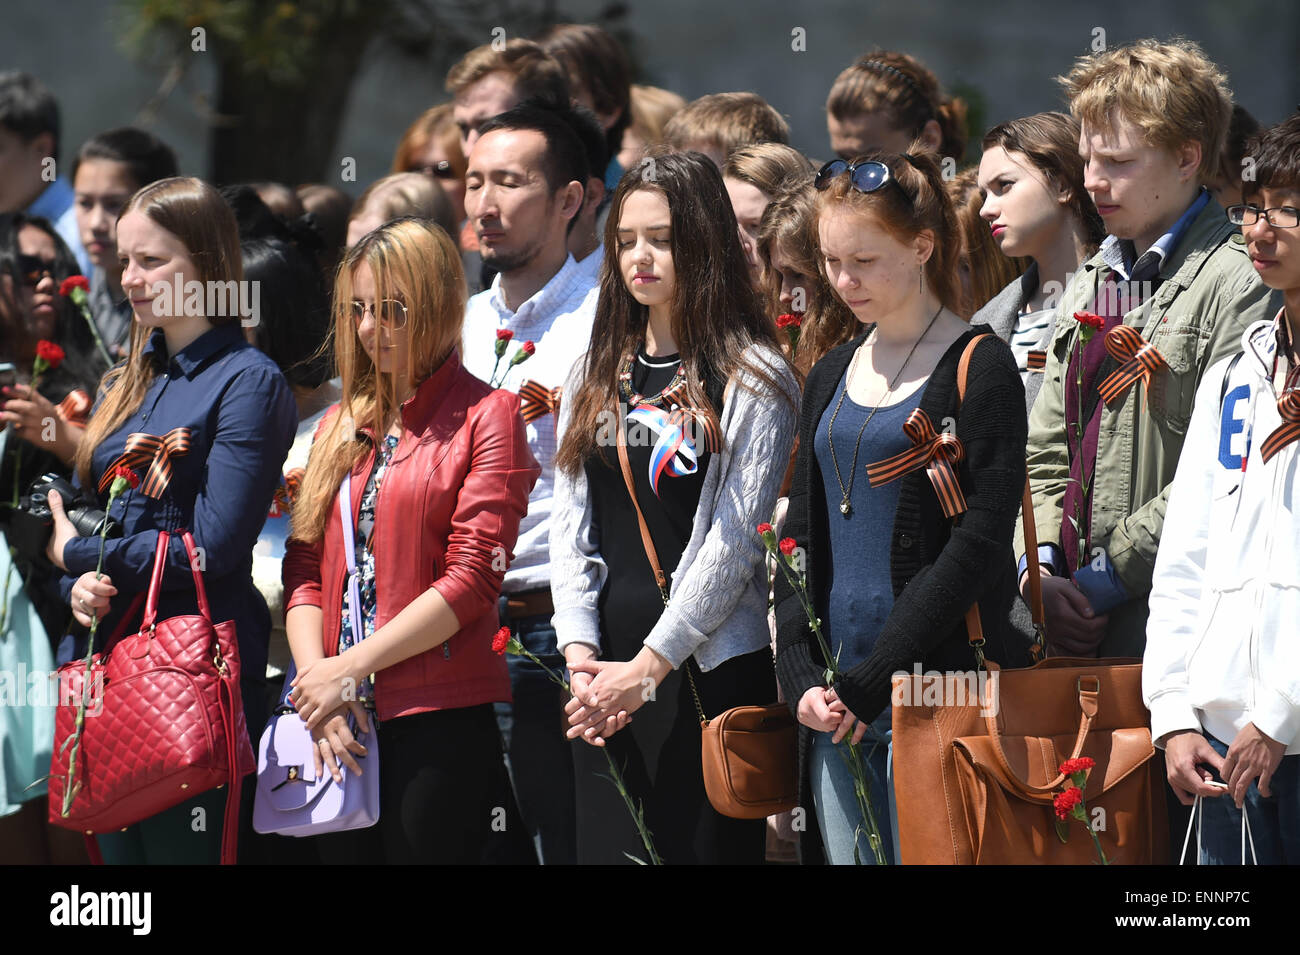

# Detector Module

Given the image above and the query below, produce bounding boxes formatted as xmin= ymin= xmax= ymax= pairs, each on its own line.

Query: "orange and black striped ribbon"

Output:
xmin=519 ymin=380 xmax=562 ymax=424
xmin=1027 ymin=350 xmax=1047 ymax=372
xmin=272 ymin=467 xmax=305 ymax=513
xmin=865 ymin=408 xmax=966 ymax=517
xmin=1260 ymin=390 xmax=1300 ymax=463
xmin=55 ymin=389 xmax=91 ymax=426
xmin=97 ymin=427 xmax=193 ymax=499
xmin=667 ymin=406 xmax=722 ymax=454
xmin=1097 ymin=325 xmax=1168 ymax=407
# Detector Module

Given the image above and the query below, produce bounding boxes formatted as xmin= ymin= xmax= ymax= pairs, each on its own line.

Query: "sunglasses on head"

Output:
xmin=813 ymin=157 xmax=919 ymax=203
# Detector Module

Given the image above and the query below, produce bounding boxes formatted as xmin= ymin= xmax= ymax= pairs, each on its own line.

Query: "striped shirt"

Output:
xmin=461 ymin=253 xmax=598 ymax=593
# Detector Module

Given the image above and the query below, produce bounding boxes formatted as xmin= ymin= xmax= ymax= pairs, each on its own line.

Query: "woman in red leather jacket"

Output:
xmin=281 ymin=217 xmax=539 ymax=863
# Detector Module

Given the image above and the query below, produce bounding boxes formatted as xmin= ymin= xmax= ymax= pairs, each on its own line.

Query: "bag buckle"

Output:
xmin=1077 ymin=675 xmax=1100 ymax=694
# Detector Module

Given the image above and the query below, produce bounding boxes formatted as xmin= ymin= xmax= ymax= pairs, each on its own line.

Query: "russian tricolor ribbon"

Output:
xmin=98 ymin=427 xmax=193 ymax=499
xmin=865 ymin=408 xmax=967 ymax=518
xmin=519 ymin=380 xmax=562 ymax=424
xmin=626 ymin=404 xmax=721 ymax=496
xmin=1260 ymin=389 xmax=1300 ymax=463
xmin=1097 ymin=325 xmax=1168 ymax=407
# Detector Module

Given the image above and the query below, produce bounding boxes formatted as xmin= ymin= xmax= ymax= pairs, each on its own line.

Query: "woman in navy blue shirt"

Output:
xmin=45 ymin=177 xmax=296 ymax=864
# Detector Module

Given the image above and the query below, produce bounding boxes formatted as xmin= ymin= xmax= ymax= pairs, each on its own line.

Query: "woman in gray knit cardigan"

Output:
xmin=550 ymin=151 xmax=798 ymax=864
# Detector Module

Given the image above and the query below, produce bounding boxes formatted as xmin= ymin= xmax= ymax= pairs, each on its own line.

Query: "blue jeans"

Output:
xmin=493 ymin=600 xmax=575 ymax=865
xmin=810 ymin=709 xmax=898 ymax=865
xmin=1195 ymin=733 xmax=1300 ymax=865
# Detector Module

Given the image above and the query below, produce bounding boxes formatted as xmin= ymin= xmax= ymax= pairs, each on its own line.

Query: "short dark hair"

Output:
xmin=476 ymin=103 xmax=591 ymax=194
xmin=71 ymin=127 xmax=178 ymax=191
xmin=0 ymin=72 xmax=59 ymax=163
xmin=1242 ymin=112 xmax=1300 ymax=202
xmin=557 ymin=102 xmax=609 ymax=185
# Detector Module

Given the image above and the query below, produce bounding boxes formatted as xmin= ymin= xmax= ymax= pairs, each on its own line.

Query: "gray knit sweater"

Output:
xmin=550 ymin=343 xmax=799 ymax=671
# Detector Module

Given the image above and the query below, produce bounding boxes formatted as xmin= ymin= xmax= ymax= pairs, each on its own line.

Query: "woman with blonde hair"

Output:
xmin=282 ymin=217 xmax=538 ymax=863
xmin=47 ymin=176 xmax=298 ymax=863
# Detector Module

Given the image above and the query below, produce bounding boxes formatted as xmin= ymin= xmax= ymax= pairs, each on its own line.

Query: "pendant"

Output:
xmin=839 ymin=499 xmax=852 ymax=516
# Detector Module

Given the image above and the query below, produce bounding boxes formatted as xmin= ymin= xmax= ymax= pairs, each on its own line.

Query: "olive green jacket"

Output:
xmin=1016 ymin=201 xmax=1279 ymax=656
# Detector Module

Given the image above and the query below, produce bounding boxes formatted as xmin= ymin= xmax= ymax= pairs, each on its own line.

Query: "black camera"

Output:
xmin=0 ymin=473 xmax=123 ymax=566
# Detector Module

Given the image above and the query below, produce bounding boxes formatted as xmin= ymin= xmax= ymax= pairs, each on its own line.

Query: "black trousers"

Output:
xmin=314 ymin=703 xmax=507 ymax=864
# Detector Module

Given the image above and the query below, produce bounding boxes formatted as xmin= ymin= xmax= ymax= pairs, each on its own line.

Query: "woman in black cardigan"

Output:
xmin=774 ymin=152 xmax=1029 ymax=864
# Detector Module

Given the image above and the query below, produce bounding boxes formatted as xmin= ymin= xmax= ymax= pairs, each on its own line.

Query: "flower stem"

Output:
xmin=507 ymin=642 xmax=662 ymax=865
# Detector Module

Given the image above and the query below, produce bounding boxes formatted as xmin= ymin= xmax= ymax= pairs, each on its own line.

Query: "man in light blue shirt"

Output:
xmin=0 ymin=72 xmax=90 ymax=275
xmin=462 ymin=103 xmax=597 ymax=865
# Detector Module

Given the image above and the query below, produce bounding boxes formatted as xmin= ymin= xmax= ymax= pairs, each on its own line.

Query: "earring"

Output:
xmin=918 ymin=264 xmax=923 ymax=294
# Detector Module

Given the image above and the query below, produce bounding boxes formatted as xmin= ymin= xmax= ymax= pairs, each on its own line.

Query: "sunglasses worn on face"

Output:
xmin=16 ymin=254 xmax=55 ymax=288
xmin=350 ymin=299 xmax=409 ymax=328
xmin=814 ymin=158 xmax=917 ymax=204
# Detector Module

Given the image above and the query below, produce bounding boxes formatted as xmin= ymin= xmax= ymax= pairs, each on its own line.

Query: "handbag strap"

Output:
xmin=139 ymin=529 xmax=214 ymax=631
xmin=1182 ymin=790 xmax=1258 ymax=865
xmin=615 ymin=409 xmax=709 ymax=724
xmin=955 ymin=333 xmax=1047 ymax=661
xmin=338 ymin=471 xmax=362 ymax=639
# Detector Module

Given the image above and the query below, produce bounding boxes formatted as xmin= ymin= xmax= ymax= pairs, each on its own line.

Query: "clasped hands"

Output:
xmin=563 ymin=646 xmax=672 ymax=747
xmin=289 ymin=653 xmax=371 ymax=784
xmin=797 ymin=685 xmax=869 ymax=744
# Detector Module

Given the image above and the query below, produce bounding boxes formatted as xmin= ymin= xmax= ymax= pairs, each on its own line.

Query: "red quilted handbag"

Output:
xmin=47 ymin=529 xmax=256 ymax=864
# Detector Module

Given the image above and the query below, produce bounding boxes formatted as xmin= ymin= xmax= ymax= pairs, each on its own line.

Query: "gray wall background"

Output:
xmin=3 ymin=0 xmax=1296 ymax=192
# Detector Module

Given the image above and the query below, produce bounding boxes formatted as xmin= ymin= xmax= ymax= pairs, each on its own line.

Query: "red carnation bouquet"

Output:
xmin=487 ymin=328 xmax=536 ymax=388
xmin=1052 ymin=755 xmax=1108 ymax=864
xmin=776 ymin=312 xmax=803 ymax=354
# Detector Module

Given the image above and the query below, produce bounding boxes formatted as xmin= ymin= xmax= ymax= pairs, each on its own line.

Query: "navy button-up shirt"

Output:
xmin=58 ymin=321 xmax=296 ymax=679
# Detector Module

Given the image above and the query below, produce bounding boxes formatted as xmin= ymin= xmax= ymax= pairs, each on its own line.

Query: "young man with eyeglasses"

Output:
xmin=1016 ymin=39 xmax=1278 ymax=660
xmin=460 ymin=103 xmax=596 ymax=866
xmin=1144 ymin=113 xmax=1300 ymax=863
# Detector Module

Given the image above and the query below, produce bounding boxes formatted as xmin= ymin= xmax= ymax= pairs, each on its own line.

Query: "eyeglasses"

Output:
xmin=1228 ymin=204 xmax=1300 ymax=228
xmin=814 ymin=158 xmax=916 ymax=203
xmin=409 ymin=160 xmax=457 ymax=181
xmin=350 ymin=299 xmax=408 ymax=329
xmin=16 ymin=254 xmax=55 ymax=288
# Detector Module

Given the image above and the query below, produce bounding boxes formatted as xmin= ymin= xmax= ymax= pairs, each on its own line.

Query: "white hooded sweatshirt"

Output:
xmin=1144 ymin=310 xmax=1300 ymax=752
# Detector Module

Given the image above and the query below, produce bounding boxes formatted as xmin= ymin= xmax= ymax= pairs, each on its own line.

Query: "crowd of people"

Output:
xmin=0 ymin=26 xmax=1297 ymax=866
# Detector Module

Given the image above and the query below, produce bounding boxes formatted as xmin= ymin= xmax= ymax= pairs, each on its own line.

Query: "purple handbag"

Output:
xmin=253 ymin=473 xmax=380 ymax=836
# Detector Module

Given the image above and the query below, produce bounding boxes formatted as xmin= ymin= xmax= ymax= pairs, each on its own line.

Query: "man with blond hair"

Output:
xmin=1017 ymin=38 xmax=1278 ymax=658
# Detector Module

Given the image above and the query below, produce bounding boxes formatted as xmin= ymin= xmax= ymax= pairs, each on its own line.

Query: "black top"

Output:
xmin=584 ymin=346 xmax=721 ymax=652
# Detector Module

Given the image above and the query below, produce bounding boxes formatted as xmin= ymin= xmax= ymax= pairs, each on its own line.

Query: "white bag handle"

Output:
xmin=1180 ymin=790 xmax=1257 ymax=865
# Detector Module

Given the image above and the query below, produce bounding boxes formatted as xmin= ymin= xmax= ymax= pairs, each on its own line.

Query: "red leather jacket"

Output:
xmin=282 ymin=350 xmax=540 ymax=721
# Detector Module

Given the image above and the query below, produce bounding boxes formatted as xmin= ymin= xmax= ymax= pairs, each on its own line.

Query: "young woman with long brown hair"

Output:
xmin=550 ymin=150 xmax=799 ymax=864
xmin=46 ymin=176 xmax=297 ymax=863
xmin=281 ymin=217 xmax=539 ymax=863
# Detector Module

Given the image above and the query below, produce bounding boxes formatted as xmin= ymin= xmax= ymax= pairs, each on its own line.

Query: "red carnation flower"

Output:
xmin=59 ymin=275 xmax=90 ymax=297
xmin=776 ymin=312 xmax=803 ymax=329
xmin=492 ymin=626 xmax=512 ymax=655
xmin=756 ymin=522 xmax=773 ymax=536
xmin=1072 ymin=311 xmax=1104 ymax=331
xmin=113 ymin=465 xmax=140 ymax=489
xmin=779 ymin=537 xmax=797 ymax=556
xmin=522 ymin=341 xmax=536 ymax=356
xmin=34 ymin=340 xmax=65 ymax=369
xmin=496 ymin=329 xmax=513 ymax=341
xmin=1060 ymin=756 xmax=1096 ymax=778
xmin=1053 ymin=786 xmax=1084 ymax=820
